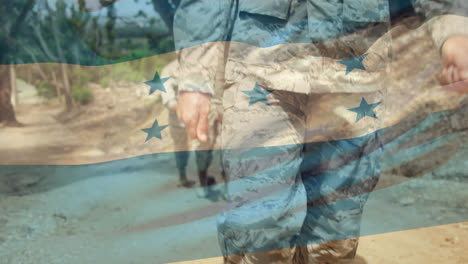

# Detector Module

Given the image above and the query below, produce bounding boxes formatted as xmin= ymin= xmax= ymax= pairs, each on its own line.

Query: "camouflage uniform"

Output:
xmin=161 ymin=61 xmax=224 ymax=193
xmin=173 ymin=0 xmax=468 ymax=263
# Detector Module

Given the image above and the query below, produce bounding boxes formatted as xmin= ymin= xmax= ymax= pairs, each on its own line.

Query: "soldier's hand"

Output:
xmin=177 ymin=91 xmax=211 ymax=142
xmin=440 ymin=35 xmax=468 ymax=93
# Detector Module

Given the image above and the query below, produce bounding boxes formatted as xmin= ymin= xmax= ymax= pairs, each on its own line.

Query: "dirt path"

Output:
xmin=0 ymin=104 xmax=104 ymax=165
xmin=165 ymin=222 xmax=468 ymax=264
xmin=167 ymin=221 xmax=468 ymax=264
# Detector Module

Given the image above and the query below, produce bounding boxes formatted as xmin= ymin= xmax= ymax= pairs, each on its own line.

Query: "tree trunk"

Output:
xmin=52 ymin=70 xmax=62 ymax=103
xmin=35 ymin=63 xmax=48 ymax=81
xmin=48 ymin=7 xmax=74 ymax=111
xmin=27 ymin=66 xmax=32 ymax=84
xmin=110 ymin=64 xmax=115 ymax=86
xmin=10 ymin=65 xmax=18 ymax=108
xmin=60 ymin=63 xmax=73 ymax=111
xmin=0 ymin=66 xmax=19 ymax=125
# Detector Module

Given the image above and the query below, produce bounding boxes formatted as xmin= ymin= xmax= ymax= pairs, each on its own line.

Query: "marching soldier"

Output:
xmin=173 ymin=0 xmax=468 ymax=262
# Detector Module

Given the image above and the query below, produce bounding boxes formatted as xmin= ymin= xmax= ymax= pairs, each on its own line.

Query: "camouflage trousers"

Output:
xmin=218 ymin=80 xmax=382 ymax=263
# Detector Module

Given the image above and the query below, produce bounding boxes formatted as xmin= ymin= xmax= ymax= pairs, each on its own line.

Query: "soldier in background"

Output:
xmin=161 ymin=60 xmax=226 ymax=198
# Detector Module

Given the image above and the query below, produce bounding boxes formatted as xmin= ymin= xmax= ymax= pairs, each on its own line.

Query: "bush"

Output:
xmin=114 ymin=62 xmax=144 ymax=83
xmin=100 ymin=76 xmax=110 ymax=88
xmin=157 ymin=37 xmax=174 ymax=54
xmin=71 ymin=85 xmax=93 ymax=105
xmin=35 ymin=80 xmax=57 ymax=99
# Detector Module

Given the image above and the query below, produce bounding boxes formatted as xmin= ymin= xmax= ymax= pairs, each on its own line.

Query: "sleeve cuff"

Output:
xmin=178 ymin=73 xmax=215 ymax=95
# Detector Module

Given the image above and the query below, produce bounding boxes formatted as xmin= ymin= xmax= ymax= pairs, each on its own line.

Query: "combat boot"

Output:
xmin=178 ymin=169 xmax=195 ymax=188
xmin=196 ymin=169 xmax=216 ymax=198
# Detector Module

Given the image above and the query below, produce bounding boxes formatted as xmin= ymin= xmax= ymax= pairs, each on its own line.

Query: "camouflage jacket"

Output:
xmin=173 ymin=0 xmax=468 ymax=95
xmin=160 ymin=60 xmax=223 ymax=115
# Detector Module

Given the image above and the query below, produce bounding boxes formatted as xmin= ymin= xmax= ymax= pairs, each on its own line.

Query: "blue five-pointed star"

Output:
xmin=242 ymin=82 xmax=273 ymax=106
xmin=338 ymin=53 xmax=368 ymax=75
xmin=348 ymin=98 xmax=381 ymax=122
xmin=144 ymin=72 xmax=170 ymax=95
xmin=142 ymin=119 xmax=168 ymax=142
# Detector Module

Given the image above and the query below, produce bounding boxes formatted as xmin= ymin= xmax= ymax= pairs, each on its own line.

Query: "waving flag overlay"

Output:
xmin=0 ymin=1 xmax=467 ymax=263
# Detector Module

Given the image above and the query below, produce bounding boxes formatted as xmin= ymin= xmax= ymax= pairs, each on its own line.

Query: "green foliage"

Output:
xmin=35 ymin=80 xmax=56 ymax=99
xmin=113 ymin=63 xmax=144 ymax=83
xmin=69 ymin=66 xmax=104 ymax=91
xmin=100 ymin=76 xmax=110 ymax=88
xmin=104 ymin=4 xmax=117 ymax=59
xmin=129 ymin=48 xmax=148 ymax=59
xmin=2 ymin=0 xmax=176 ymax=65
xmin=157 ymin=37 xmax=175 ymax=54
xmin=0 ymin=0 xmax=36 ymax=63
xmin=71 ymin=85 xmax=93 ymax=105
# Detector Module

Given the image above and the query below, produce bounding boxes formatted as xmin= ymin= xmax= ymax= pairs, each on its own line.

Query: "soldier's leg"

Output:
xmin=194 ymin=149 xmax=214 ymax=196
xmin=174 ymin=150 xmax=191 ymax=187
xmin=169 ymin=112 xmax=194 ymax=187
xmin=293 ymin=238 xmax=360 ymax=264
xmin=218 ymin=80 xmax=308 ymax=263
xmin=195 ymin=114 xmax=221 ymax=195
xmin=220 ymin=165 xmax=228 ymax=200
xmin=293 ymin=92 xmax=384 ymax=263
xmin=293 ymin=174 xmax=379 ymax=264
